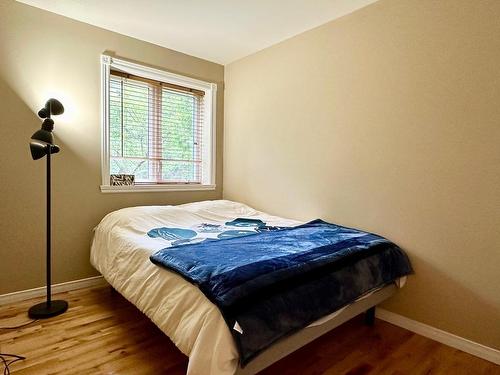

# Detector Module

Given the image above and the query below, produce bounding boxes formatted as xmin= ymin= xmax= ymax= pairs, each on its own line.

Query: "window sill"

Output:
xmin=100 ymin=184 xmax=216 ymax=193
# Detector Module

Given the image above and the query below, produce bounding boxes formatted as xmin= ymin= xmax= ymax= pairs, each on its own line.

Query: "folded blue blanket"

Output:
xmin=150 ymin=219 xmax=412 ymax=365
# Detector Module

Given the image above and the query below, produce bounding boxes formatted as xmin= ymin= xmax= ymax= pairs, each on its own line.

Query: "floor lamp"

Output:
xmin=28 ymin=98 xmax=69 ymax=319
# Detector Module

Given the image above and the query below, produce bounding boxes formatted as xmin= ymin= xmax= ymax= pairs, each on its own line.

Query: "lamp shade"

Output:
xmin=31 ymin=128 xmax=54 ymax=145
xmin=38 ymin=98 xmax=64 ymax=119
xmin=30 ymin=140 xmax=49 ymax=160
xmin=30 ymin=141 xmax=60 ymax=160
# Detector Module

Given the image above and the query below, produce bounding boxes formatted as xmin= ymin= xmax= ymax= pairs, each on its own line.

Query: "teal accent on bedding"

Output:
xmin=147 ymin=227 xmax=197 ymax=241
xmin=217 ymin=229 xmax=255 ymax=239
xmin=225 ymin=218 xmax=265 ymax=227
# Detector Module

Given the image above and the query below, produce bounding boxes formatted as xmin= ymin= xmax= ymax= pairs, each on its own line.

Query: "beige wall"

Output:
xmin=0 ymin=0 xmax=224 ymax=294
xmin=224 ymin=0 xmax=500 ymax=349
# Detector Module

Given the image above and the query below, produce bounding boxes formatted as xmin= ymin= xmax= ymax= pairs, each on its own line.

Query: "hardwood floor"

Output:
xmin=0 ymin=287 xmax=498 ymax=374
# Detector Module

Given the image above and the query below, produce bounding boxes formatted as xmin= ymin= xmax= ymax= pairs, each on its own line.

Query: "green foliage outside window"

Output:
xmin=109 ymin=77 xmax=200 ymax=183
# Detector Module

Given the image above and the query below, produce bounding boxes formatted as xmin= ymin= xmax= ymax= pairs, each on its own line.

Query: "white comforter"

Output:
xmin=90 ymin=200 xmax=301 ymax=375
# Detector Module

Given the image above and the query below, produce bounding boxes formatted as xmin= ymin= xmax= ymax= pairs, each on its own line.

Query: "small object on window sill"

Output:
xmin=110 ymin=174 xmax=135 ymax=186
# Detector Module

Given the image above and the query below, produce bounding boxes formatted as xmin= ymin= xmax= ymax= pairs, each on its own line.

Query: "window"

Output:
xmin=100 ymin=55 xmax=216 ymax=192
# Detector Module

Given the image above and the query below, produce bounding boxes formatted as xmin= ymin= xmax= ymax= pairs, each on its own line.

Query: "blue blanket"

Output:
xmin=150 ymin=219 xmax=412 ymax=365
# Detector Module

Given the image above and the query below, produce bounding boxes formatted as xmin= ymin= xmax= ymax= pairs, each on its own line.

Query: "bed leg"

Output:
xmin=365 ymin=306 xmax=375 ymax=326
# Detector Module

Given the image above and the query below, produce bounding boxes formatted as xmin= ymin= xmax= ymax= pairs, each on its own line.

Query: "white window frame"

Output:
xmin=100 ymin=54 xmax=217 ymax=193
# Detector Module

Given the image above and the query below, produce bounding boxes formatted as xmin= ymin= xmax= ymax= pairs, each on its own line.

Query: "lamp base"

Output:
xmin=28 ymin=300 xmax=68 ymax=319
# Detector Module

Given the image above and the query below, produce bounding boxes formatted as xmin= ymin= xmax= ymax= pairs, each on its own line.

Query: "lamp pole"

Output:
xmin=46 ymin=145 xmax=51 ymax=307
xmin=28 ymin=98 xmax=68 ymax=319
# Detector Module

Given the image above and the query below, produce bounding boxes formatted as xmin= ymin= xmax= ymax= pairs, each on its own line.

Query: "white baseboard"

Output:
xmin=0 ymin=276 xmax=107 ymax=306
xmin=376 ymin=308 xmax=500 ymax=365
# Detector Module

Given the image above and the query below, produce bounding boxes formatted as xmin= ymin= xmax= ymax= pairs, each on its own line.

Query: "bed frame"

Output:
xmin=235 ymin=284 xmax=396 ymax=375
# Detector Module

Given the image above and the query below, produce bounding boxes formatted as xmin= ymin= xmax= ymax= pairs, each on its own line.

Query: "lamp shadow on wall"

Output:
xmin=0 ymin=76 xmax=98 ymax=293
xmin=0 ymin=75 xmax=94 ymax=188
xmin=0 ymin=77 xmax=47 ymax=292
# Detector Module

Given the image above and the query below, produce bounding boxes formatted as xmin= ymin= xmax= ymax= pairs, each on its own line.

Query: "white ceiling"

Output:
xmin=17 ymin=0 xmax=379 ymax=65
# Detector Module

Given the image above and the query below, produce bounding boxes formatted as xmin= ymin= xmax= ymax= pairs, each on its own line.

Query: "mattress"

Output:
xmin=90 ymin=200 xmax=404 ymax=374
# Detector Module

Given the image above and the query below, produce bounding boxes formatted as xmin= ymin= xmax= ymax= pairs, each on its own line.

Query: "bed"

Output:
xmin=91 ymin=200 xmax=410 ymax=374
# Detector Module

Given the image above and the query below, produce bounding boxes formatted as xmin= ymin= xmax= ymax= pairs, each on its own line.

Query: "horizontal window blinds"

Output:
xmin=109 ymin=70 xmax=204 ymax=184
